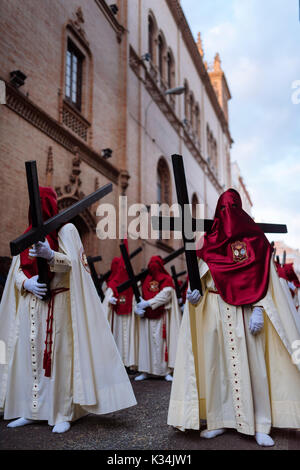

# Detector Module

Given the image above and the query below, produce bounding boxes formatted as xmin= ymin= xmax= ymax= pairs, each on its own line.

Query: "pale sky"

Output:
xmin=181 ymin=0 xmax=300 ymax=250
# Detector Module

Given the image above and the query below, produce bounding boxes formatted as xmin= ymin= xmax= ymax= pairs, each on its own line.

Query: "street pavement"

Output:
xmin=0 ymin=375 xmax=300 ymax=450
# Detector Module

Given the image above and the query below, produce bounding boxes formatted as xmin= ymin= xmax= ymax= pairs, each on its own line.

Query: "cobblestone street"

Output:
xmin=1 ymin=376 xmax=300 ymax=451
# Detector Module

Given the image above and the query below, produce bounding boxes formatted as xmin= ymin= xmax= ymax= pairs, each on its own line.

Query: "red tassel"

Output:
xmin=162 ymin=322 xmax=166 ymax=340
xmin=44 ymin=356 xmax=51 ymax=378
xmin=165 ymin=346 xmax=168 ymax=363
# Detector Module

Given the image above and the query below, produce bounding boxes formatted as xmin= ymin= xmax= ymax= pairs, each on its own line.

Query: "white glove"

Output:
xmin=134 ymin=306 xmax=145 ymax=317
xmin=29 ymin=239 xmax=54 ymax=261
xmin=24 ymin=275 xmax=47 ymax=299
xmin=137 ymin=297 xmax=150 ymax=310
xmin=249 ymin=306 xmax=264 ymax=335
xmin=178 ymin=297 xmax=183 ymax=306
xmin=109 ymin=296 xmax=118 ymax=305
xmin=288 ymin=281 xmax=296 ymax=292
xmin=187 ymin=289 xmax=202 ymax=305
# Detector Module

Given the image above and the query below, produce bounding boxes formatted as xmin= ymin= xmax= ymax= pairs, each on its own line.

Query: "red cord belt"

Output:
xmin=43 ymin=287 xmax=69 ymax=377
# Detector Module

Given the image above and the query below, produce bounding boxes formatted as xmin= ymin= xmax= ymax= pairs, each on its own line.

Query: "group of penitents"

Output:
xmin=0 ymin=156 xmax=300 ymax=448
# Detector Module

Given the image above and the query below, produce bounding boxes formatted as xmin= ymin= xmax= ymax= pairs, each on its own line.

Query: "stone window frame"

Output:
xmin=59 ymin=22 xmax=94 ymax=144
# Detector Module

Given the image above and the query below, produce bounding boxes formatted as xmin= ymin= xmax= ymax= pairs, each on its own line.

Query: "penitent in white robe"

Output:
xmin=278 ymin=278 xmax=300 ymax=334
xmin=168 ymin=259 xmax=300 ymax=436
xmin=137 ymin=287 xmax=181 ymax=377
xmin=0 ymin=223 xmax=136 ymax=426
xmin=102 ymin=287 xmax=138 ymax=368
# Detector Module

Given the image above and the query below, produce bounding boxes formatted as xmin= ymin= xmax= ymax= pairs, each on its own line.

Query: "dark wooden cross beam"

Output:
xmin=117 ymin=245 xmax=185 ymax=295
xmin=170 ymin=265 xmax=187 ymax=300
xmin=87 ymin=255 xmax=104 ymax=301
xmin=119 ymin=243 xmax=141 ymax=302
xmin=10 ymin=160 xmax=113 ymax=300
xmin=152 ymin=171 xmax=288 ymax=236
xmin=153 ymin=217 xmax=288 ymax=234
xmin=164 ymin=154 xmax=202 ymax=294
xmin=282 ymin=250 xmax=287 ymax=266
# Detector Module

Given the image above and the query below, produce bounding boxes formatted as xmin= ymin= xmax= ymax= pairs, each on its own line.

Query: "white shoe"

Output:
xmin=7 ymin=418 xmax=34 ymax=428
xmin=200 ymin=428 xmax=226 ymax=439
xmin=52 ymin=422 xmax=71 ymax=433
xmin=164 ymin=374 xmax=173 ymax=382
xmin=134 ymin=373 xmax=148 ymax=381
xmin=255 ymin=432 xmax=274 ymax=447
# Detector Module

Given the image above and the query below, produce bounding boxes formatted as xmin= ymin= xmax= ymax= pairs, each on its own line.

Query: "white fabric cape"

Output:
xmin=0 ymin=223 xmax=137 ymax=414
xmin=168 ymin=260 xmax=300 ymax=431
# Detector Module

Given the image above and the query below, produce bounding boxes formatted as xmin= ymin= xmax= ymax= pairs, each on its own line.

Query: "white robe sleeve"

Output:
xmin=49 ymin=251 xmax=71 ymax=273
xmin=14 ymin=262 xmax=27 ymax=295
xmin=147 ymin=287 xmax=172 ymax=310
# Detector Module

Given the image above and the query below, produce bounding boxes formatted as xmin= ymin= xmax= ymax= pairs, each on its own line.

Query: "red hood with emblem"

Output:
xmin=107 ymin=252 xmax=134 ymax=315
xmin=197 ymin=189 xmax=272 ymax=306
xmin=142 ymin=256 xmax=174 ymax=319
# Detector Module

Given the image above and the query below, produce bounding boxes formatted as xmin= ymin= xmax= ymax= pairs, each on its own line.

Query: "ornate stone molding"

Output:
xmin=68 ymin=7 xmax=90 ymax=48
xmin=46 ymin=146 xmax=54 ymax=186
xmin=4 ymin=81 xmax=119 ymax=184
xmin=56 ymin=152 xmax=96 ymax=233
xmin=119 ymin=169 xmax=131 ymax=195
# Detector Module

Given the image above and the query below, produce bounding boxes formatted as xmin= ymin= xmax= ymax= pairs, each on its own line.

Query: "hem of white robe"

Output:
xmin=139 ymin=367 xmax=172 ymax=377
xmin=77 ymin=381 xmax=137 ymax=415
xmin=206 ymin=420 xmax=270 ymax=436
xmin=168 ymin=400 xmax=272 ymax=436
xmin=271 ymin=400 xmax=300 ymax=429
xmin=3 ymin=405 xmax=87 ymax=426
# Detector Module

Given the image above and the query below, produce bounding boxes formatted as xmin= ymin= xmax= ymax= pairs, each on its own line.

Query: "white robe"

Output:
xmin=137 ymin=287 xmax=181 ymax=376
xmin=278 ymin=278 xmax=300 ymax=334
xmin=102 ymin=287 xmax=138 ymax=368
xmin=0 ymin=223 xmax=136 ymax=425
xmin=168 ymin=259 xmax=300 ymax=435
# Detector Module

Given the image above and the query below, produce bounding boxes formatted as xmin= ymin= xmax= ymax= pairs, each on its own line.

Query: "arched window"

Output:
xmin=148 ymin=15 xmax=154 ymax=61
xmin=195 ymin=104 xmax=200 ymax=141
xmin=189 ymin=92 xmax=194 ymax=128
xmin=213 ymin=139 xmax=218 ymax=174
xmin=167 ymin=49 xmax=175 ymax=89
xmin=207 ymin=125 xmax=211 ymax=163
xmin=158 ymin=34 xmax=164 ymax=79
xmin=184 ymin=80 xmax=189 ymax=120
xmin=157 ymin=158 xmax=171 ymax=205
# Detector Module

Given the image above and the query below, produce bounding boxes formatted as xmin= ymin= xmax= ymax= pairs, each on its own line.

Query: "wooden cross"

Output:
xmin=152 ymin=154 xmax=289 ymax=294
xmin=117 ymin=245 xmax=185 ymax=298
xmin=282 ymin=250 xmax=287 ymax=266
xmin=88 ymin=246 xmax=143 ymax=301
xmin=170 ymin=265 xmax=187 ymax=300
xmin=10 ymin=160 xmax=113 ymax=300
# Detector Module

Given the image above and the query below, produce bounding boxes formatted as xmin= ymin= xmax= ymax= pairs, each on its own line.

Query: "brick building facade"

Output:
xmin=0 ymin=0 xmax=235 ymax=278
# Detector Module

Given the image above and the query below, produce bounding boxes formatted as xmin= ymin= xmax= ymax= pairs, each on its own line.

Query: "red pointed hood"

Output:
xmin=197 ymin=188 xmax=272 ymax=306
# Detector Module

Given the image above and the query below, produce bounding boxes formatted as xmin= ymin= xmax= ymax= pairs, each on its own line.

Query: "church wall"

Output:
xmin=0 ymin=0 xmax=235 ymax=280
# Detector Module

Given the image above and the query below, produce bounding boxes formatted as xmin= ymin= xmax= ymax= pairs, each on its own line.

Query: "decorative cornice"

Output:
xmin=94 ymin=0 xmax=126 ymax=43
xmin=4 ymin=80 xmax=120 ymax=184
xmin=166 ymin=0 xmax=233 ymax=145
xmin=129 ymin=46 xmax=223 ymax=194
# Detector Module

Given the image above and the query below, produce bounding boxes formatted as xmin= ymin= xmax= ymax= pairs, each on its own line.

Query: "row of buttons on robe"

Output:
xmin=225 ymin=306 xmax=243 ymax=430
xmin=30 ymin=297 xmax=39 ymax=412
xmin=121 ymin=316 xmax=129 ymax=360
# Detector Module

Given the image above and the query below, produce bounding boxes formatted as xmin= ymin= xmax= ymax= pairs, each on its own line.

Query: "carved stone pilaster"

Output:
xmin=119 ymin=169 xmax=130 ymax=195
xmin=46 ymin=146 xmax=54 ymax=187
